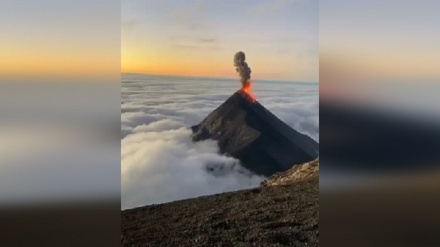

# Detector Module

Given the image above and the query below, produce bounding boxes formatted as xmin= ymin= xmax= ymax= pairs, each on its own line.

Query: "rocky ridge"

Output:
xmin=262 ymin=158 xmax=319 ymax=187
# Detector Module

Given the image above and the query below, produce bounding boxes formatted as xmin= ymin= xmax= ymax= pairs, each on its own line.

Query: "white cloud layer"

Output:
xmin=121 ymin=74 xmax=318 ymax=209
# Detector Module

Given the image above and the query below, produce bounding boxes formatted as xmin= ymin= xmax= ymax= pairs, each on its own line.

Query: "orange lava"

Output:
xmin=242 ymin=81 xmax=257 ymax=103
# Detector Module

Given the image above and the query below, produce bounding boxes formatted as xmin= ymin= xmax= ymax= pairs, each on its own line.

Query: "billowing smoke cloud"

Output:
xmin=234 ymin=51 xmax=252 ymax=87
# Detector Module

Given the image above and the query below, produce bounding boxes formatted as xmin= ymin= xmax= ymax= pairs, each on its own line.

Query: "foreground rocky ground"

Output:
xmin=122 ymin=161 xmax=319 ymax=247
xmin=261 ymin=158 xmax=319 ymax=187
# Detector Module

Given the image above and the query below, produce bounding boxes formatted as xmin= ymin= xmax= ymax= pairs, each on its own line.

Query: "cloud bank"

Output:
xmin=121 ymin=74 xmax=318 ymax=209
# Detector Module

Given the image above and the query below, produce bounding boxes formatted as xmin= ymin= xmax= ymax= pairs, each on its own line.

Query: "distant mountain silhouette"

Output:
xmin=192 ymin=90 xmax=319 ymax=176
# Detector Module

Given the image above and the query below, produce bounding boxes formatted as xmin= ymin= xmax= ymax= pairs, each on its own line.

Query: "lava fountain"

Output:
xmin=242 ymin=81 xmax=256 ymax=103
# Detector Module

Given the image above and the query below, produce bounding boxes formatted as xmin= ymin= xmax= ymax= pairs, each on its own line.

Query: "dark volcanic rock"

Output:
xmin=121 ymin=180 xmax=319 ymax=247
xmin=192 ymin=90 xmax=319 ymax=176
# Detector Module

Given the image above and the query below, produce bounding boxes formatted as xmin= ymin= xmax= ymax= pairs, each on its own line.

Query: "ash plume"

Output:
xmin=234 ymin=51 xmax=252 ymax=88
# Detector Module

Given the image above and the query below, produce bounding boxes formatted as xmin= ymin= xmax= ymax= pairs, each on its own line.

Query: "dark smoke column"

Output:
xmin=233 ymin=51 xmax=252 ymax=88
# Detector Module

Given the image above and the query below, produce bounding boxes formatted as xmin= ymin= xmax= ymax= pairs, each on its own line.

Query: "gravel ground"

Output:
xmin=121 ymin=179 xmax=318 ymax=247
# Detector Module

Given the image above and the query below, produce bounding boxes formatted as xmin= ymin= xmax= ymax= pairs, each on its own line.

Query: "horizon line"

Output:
xmin=121 ymin=72 xmax=319 ymax=84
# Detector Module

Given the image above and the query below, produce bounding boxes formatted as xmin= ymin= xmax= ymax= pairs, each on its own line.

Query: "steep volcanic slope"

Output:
xmin=192 ymin=90 xmax=319 ymax=176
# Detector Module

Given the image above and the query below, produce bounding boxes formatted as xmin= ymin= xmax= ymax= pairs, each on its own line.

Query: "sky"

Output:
xmin=122 ymin=0 xmax=319 ymax=82
xmin=320 ymin=0 xmax=440 ymax=82
xmin=2 ymin=0 xmax=438 ymax=82
xmin=0 ymin=0 xmax=120 ymax=79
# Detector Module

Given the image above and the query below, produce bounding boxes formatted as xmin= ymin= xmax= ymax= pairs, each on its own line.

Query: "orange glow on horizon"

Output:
xmin=121 ymin=58 xmax=237 ymax=79
xmin=121 ymin=68 xmax=236 ymax=79
xmin=1 ymin=47 xmax=118 ymax=79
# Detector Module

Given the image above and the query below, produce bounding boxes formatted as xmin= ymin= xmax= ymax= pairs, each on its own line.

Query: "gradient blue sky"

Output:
xmin=122 ymin=0 xmax=318 ymax=82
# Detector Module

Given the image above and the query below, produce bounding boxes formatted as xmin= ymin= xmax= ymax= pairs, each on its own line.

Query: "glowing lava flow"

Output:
xmin=242 ymin=81 xmax=257 ymax=103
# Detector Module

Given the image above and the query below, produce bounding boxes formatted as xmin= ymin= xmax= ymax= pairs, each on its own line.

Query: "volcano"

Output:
xmin=191 ymin=90 xmax=319 ymax=176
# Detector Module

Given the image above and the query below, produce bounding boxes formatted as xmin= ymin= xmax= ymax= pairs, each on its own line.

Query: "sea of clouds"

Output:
xmin=121 ymin=74 xmax=319 ymax=209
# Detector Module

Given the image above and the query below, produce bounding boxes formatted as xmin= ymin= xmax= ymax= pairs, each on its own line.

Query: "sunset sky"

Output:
xmin=0 ymin=1 xmax=119 ymax=79
xmin=320 ymin=0 xmax=440 ymax=81
xmin=2 ymin=1 xmax=438 ymax=82
xmin=122 ymin=0 xmax=319 ymax=82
